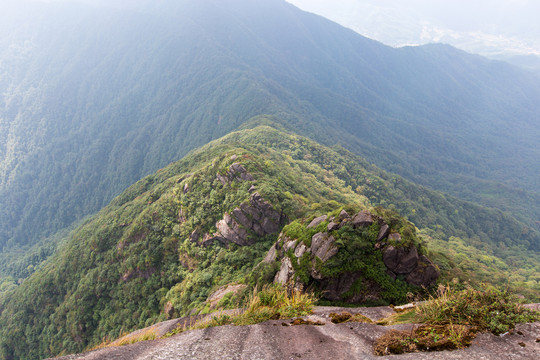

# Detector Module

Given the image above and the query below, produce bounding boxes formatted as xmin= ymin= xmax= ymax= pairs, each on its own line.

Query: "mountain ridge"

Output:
xmin=1 ymin=0 xmax=539 ymax=259
xmin=1 ymin=124 xmax=539 ymax=359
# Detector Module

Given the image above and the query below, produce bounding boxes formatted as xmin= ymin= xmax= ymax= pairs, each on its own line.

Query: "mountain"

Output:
xmin=1 ymin=0 xmax=539 ymax=269
xmin=0 ymin=124 xmax=539 ymax=359
xmin=287 ymin=0 xmax=540 ymax=60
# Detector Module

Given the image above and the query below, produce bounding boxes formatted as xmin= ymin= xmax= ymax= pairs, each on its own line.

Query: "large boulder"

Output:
xmin=307 ymin=215 xmax=327 ymax=229
xmin=351 ymin=210 xmax=373 ymax=228
xmin=265 ymin=210 xmax=440 ymax=303
xmin=216 ymin=162 xmax=255 ymax=185
xmin=209 ymin=192 xmax=284 ymax=246
xmin=311 ymin=233 xmax=338 ymax=263
xmin=383 ymin=246 xmax=439 ymax=287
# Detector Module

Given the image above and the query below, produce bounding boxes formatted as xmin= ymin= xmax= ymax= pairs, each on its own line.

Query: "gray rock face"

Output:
xmin=307 ymin=215 xmax=327 ymax=229
xmin=327 ymin=220 xmax=340 ymax=232
xmin=216 ymin=214 xmax=250 ymax=246
xmin=217 ymin=163 xmax=255 ymax=185
xmin=383 ymin=246 xmax=439 ymax=287
xmin=311 ymin=233 xmax=338 ymax=263
xmin=210 ymin=193 xmax=284 ymax=246
xmin=206 ymin=284 xmax=247 ymax=310
xmin=377 ymin=224 xmax=390 ymax=242
xmin=202 ymin=233 xmax=225 ymax=247
xmin=294 ymin=243 xmax=307 ymax=259
xmin=383 ymin=245 xmax=419 ymax=274
xmin=406 ymin=256 xmax=440 ymax=287
xmin=352 ymin=210 xmax=373 ymax=228
xmin=318 ymin=271 xmax=365 ymax=302
xmin=265 ymin=210 xmax=440 ymax=301
xmin=274 ymin=257 xmax=294 ymax=285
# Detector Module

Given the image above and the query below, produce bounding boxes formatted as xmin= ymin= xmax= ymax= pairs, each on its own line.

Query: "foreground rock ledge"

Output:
xmin=51 ymin=307 xmax=540 ymax=360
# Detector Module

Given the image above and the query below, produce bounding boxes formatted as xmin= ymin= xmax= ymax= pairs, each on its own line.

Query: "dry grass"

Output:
xmin=166 ymin=284 xmax=318 ymax=336
xmin=89 ymin=326 xmax=158 ymax=351
xmin=373 ymin=324 xmax=474 ymax=356
xmin=374 ymin=284 xmax=540 ymax=356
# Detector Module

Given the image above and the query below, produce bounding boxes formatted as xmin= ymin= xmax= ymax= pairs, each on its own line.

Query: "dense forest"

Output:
xmin=0 ymin=124 xmax=538 ymax=359
xmin=0 ymin=1 xmax=539 ymax=358
xmin=1 ymin=0 xmax=539 ymax=270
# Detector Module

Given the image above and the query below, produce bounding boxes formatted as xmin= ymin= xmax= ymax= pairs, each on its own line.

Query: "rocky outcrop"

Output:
xmin=307 ymin=215 xmax=327 ymax=229
xmin=267 ymin=209 xmax=440 ymax=303
xmin=311 ymin=233 xmax=338 ymax=263
xmin=216 ymin=163 xmax=254 ymax=185
xmin=382 ymin=246 xmax=439 ymax=287
xmin=203 ymin=192 xmax=285 ymax=247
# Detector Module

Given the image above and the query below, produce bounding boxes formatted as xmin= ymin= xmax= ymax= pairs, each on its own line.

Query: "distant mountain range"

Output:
xmin=1 ymin=1 xmax=540 ymax=358
xmin=287 ymin=0 xmax=540 ymax=75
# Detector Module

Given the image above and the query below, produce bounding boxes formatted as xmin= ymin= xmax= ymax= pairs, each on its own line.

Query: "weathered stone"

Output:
xmin=183 ymin=183 xmax=190 ymax=194
xmin=230 ymin=154 xmax=237 ymax=161
xmin=216 ymin=173 xmax=228 ymax=185
xmin=274 ymin=257 xmax=294 ymax=285
xmin=377 ymin=224 xmax=390 ymax=242
xmin=406 ymin=256 xmax=440 ymax=287
xmin=261 ymin=216 xmax=280 ymax=235
xmin=251 ymin=193 xmax=272 ymax=212
xmin=294 ymin=243 xmax=307 ymax=259
xmin=248 ymin=185 xmax=257 ymax=193
xmin=210 ymin=193 xmax=283 ymax=247
xmin=232 ymin=208 xmax=252 ymax=229
xmin=229 ymin=163 xmax=245 ymax=174
xmin=263 ymin=243 xmax=279 ymax=263
xmin=311 ymin=233 xmax=338 ymax=262
xmin=383 ymin=245 xmax=420 ymax=274
xmin=307 ymin=215 xmax=327 ymax=229
xmin=284 ymin=240 xmax=297 ymax=252
xmin=317 ymin=271 xmax=365 ymax=302
xmin=216 ymin=214 xmax=250 ymax=246
xmin=386 ymin=269 xmax=397 ymax=280
xmin=339 ymin=210 xmax=350 ymax=219
xmin=228 ymin=163 xmax=254 ymax=182
xmin=327 ymin=221 xmax=340 ymax=232
xmin=351 ymin=210 xmax=373 ymax=227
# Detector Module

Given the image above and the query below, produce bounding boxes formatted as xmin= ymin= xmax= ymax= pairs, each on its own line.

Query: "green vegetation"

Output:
xmin=0 ymin=126 xmax=539 ymax=360
xmin=2 ymin=0 xmax=540 ymax=280
xmin=191 ymin=284 xmax=316 ymax=330
xmin=374 ymin=284 xmax=540 ymax=356
xmin=418 ymin=285 xmax=539 ymax=335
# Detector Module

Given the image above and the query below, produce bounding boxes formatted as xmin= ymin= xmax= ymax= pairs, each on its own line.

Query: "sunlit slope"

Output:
xmin=0 ymin=124 xmax=538 ymax=359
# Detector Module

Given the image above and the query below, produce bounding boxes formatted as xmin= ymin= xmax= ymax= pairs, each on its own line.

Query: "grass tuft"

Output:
xmin=374 ymin=284 xmax=540 ymax=356
xmin=167 ymin=284 xmax=317 ymax=335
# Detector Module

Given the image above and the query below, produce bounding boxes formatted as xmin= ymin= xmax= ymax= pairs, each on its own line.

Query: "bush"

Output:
xmin=417 ymin=285 xmax=539 ymax=335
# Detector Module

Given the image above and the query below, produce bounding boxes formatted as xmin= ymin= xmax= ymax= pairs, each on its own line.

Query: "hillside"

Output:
xmin=1 ymin=125 xmax=539 ymax=359
xmin=1 ymin=0 xmax=539 ymax=267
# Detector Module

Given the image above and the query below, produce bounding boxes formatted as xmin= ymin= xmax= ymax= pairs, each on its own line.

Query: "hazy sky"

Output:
xmin=287 ymin=0 xmax=540 ymax=57
xmin=22 ymin=0 xmax=540 ymax=57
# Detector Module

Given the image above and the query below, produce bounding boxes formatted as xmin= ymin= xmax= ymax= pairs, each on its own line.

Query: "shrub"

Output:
xmin=417 ymin=285 xmax=539 ymax=335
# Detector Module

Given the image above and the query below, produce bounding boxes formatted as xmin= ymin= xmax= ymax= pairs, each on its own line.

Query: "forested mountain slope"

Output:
xmin=1 ymin=0 xmax=539 ymax=270
xmin=0 ymin=125 xmax=539 ymax=359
